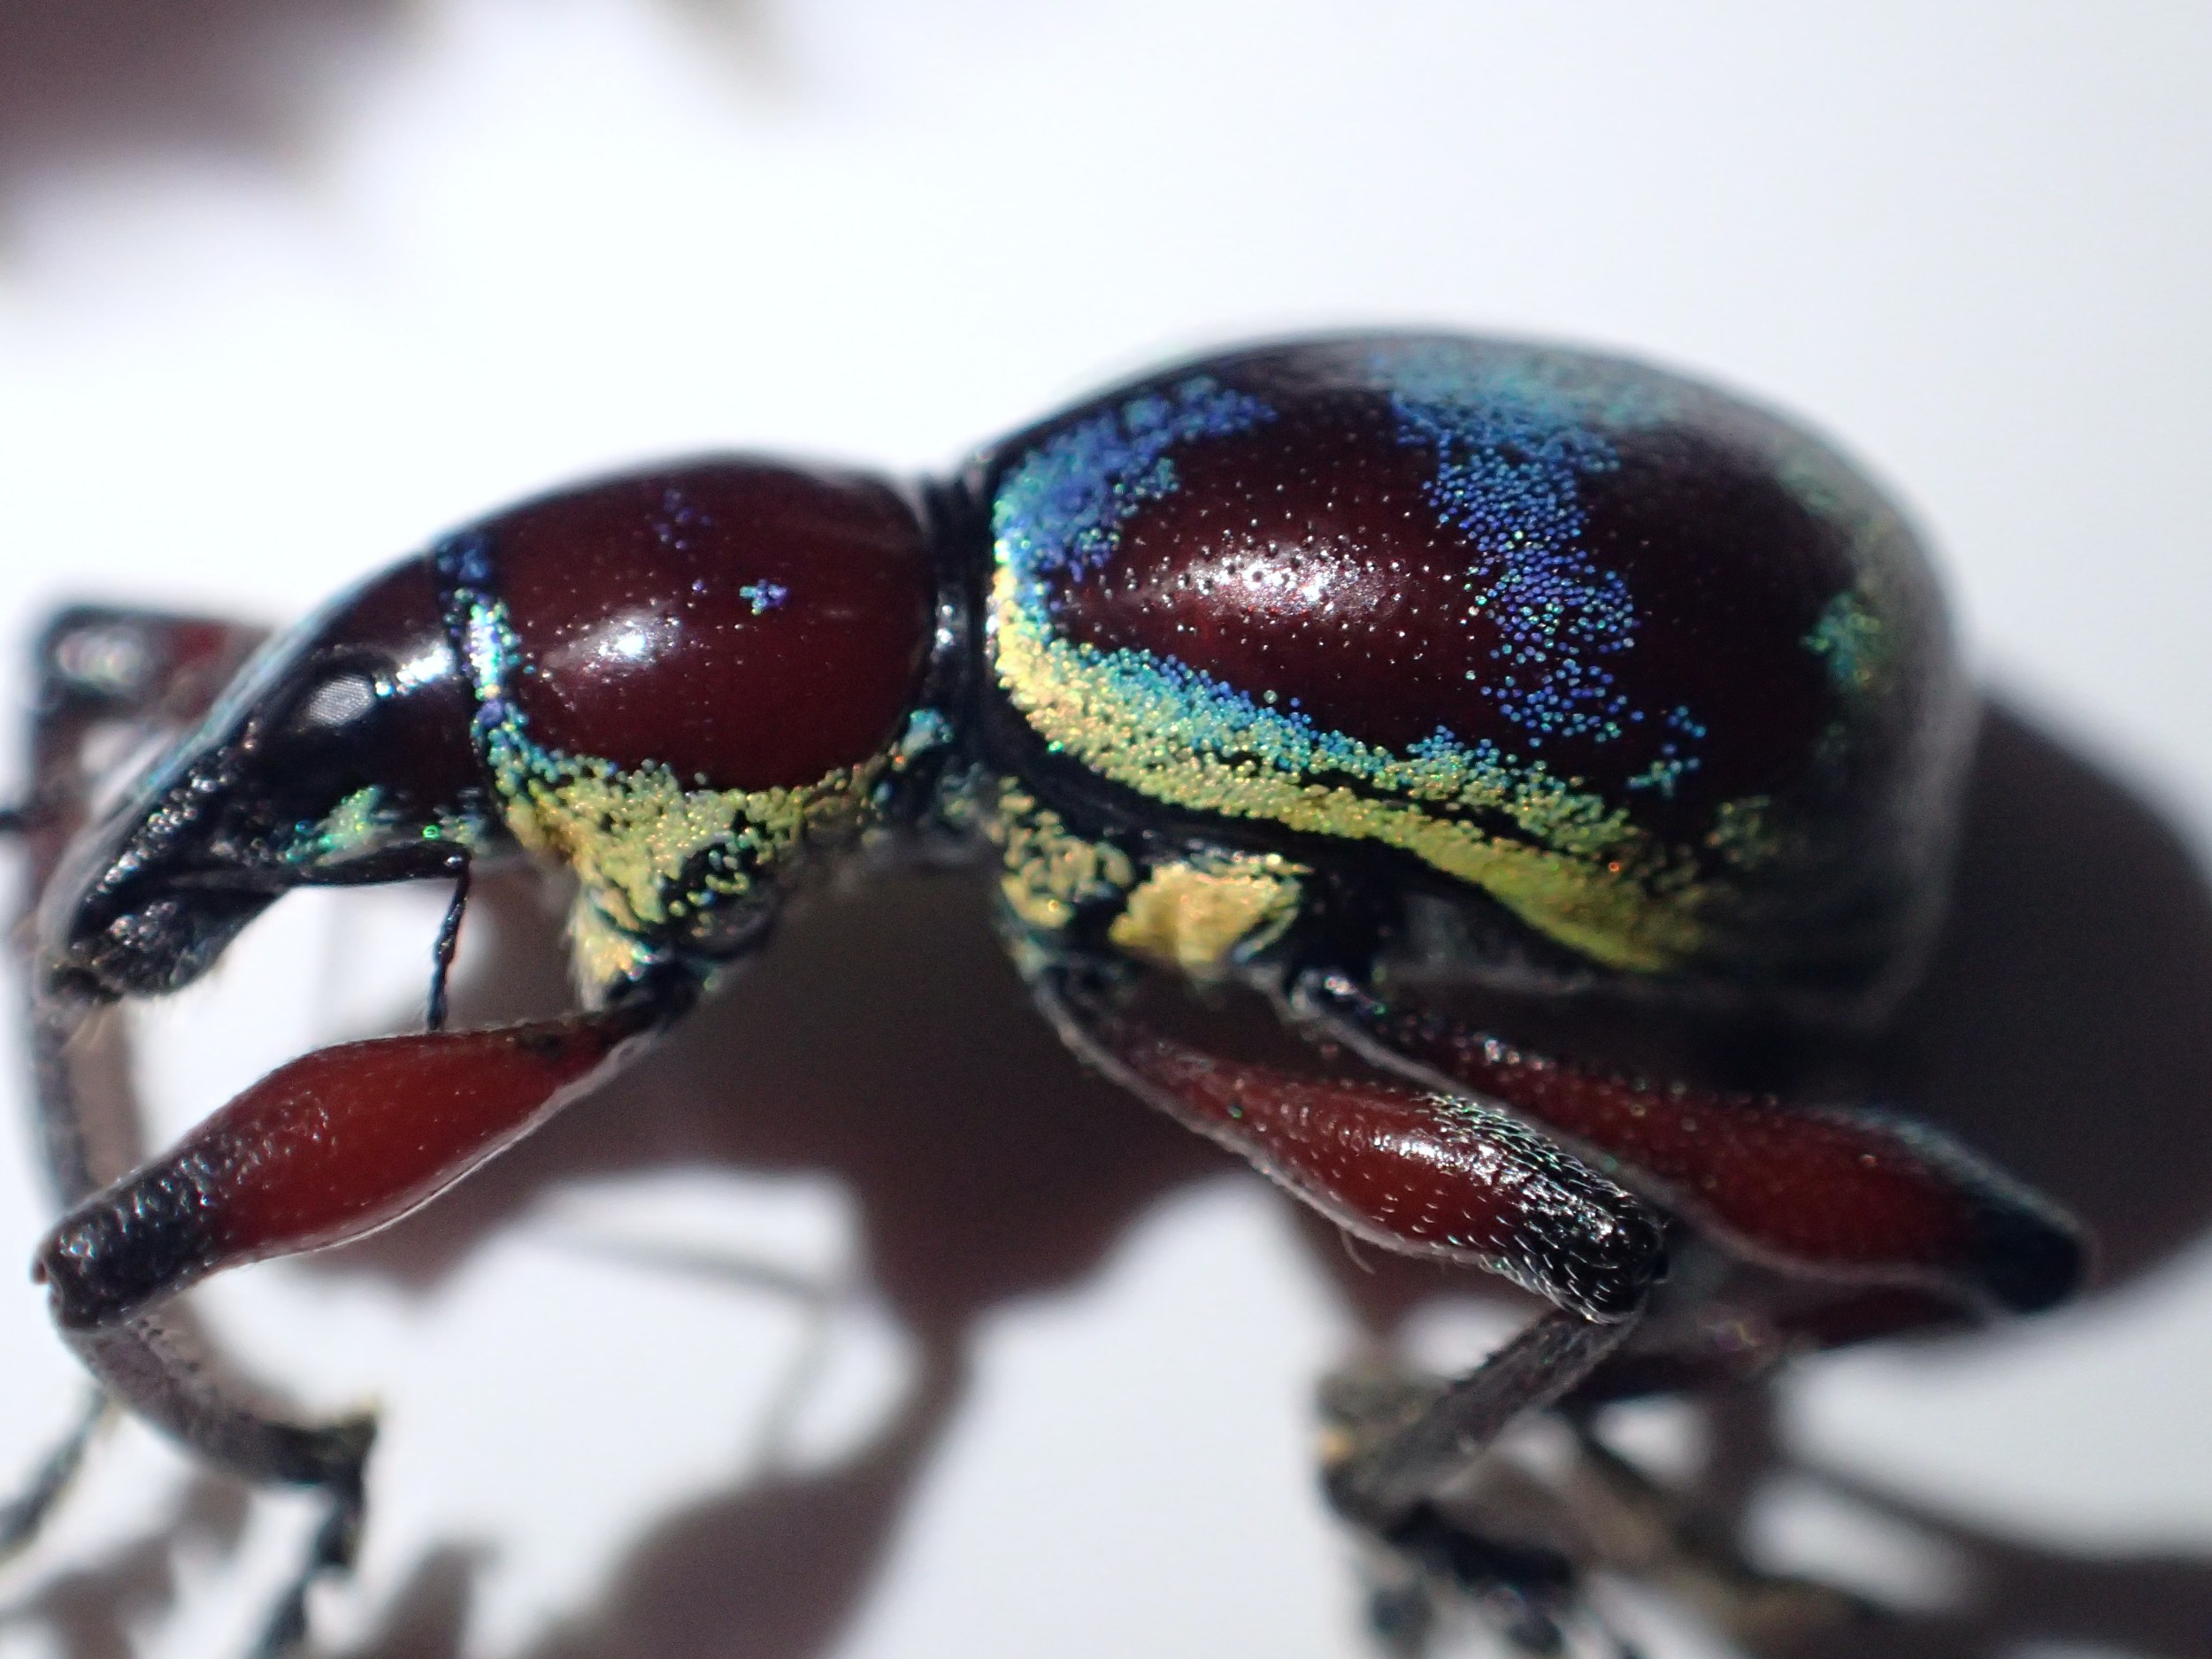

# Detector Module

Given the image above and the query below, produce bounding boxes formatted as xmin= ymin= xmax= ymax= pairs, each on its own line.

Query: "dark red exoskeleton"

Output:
xmin=5 ymin=335 xmax=2084 ymax=1654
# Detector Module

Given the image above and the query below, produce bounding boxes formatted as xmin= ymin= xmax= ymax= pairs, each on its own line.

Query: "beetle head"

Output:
xmin=42 ymin=557 xmax=492 ymax=1001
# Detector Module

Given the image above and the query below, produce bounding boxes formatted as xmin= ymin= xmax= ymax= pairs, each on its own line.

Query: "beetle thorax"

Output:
xmin=434 ymin=458 xmax=939 ymax=990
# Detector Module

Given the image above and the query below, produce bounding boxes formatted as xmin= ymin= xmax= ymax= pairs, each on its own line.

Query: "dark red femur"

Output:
xmin=479 ymin=460 xmax=936 ymax=791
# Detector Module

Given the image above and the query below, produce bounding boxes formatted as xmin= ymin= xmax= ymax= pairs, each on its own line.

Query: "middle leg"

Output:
xmin=1032 ymin=972 xmax=1664 ymax=1534
xmin=989 ymin=789 xmax=1668 ymax=1642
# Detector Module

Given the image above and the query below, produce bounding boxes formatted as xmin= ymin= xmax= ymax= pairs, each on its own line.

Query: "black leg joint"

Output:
xmin=35 ymin=1162 xmax=223 ymax=1329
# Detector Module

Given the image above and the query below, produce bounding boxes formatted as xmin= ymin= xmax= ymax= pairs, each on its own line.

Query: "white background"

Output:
xmin=0 ymin=4 xmax=2208 ymax=1656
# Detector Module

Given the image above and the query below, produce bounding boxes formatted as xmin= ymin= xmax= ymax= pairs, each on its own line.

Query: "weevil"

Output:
xmin=4 ymin=334 xmax=2085 ymax=1654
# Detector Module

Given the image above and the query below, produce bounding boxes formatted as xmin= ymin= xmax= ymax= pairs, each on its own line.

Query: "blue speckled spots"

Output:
xmin=994 ymin=376 xmax=1275 ymax=589
xmin=987 ymin=368 xmax=1707 ymax=971
xmin=739 ymin=580 xmax=789 ymax=616
xmin=1390 ymin=387 xmax=1638 ymax=751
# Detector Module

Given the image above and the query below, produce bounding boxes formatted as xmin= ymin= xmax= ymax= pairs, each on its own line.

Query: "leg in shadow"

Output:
xmin=1304 ymin=698 xmax=2212 ymax=1656
xmin=0 ymin=1471 xmax=250 ymax=1659
xmin=509 ymin=1347 xmax=967 ymax=1659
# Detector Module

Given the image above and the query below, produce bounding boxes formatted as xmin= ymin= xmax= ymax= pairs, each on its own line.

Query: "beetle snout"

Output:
xmin=37 ymin=757 xmax=288 ymax=1001
xmin=37 ymin=557 xmax=496 ymax=1003
xmin=45 ymin=886 xmax=277 ymax=1001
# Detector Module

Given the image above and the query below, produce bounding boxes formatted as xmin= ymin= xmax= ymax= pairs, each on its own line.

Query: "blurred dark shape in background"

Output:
xmin=0 ymin=0 xmax=787 ymax=219
xmin=1892 ymin=701 xmax=2212 ymax=1286
xmin=0 ymin=2 xmax=410 ymax=213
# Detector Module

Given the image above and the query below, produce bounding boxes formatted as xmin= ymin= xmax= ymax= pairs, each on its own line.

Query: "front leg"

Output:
xmin=38 ymin=1001 xmax=663 ymax=1332
xmin=7 ymin=602 xmax=368 ymax=1641
xmin=8 ymin=571 xmax=690 ymax=1648
xmin=19 ymin=989 xmax=672 ymax=1657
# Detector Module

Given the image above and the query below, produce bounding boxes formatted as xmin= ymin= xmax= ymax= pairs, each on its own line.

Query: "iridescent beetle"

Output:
xmin=5 ymin=334 xmax=2084 ymax=1654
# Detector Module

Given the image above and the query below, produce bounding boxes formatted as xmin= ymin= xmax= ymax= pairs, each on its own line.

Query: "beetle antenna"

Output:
xmin=425 ymin=856 xmax=472 ymax=1033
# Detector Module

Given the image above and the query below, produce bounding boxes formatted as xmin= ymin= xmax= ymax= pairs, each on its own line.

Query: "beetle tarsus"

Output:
xmin=246 ymin=1470 xmax=368 ymax=1659
xmin=1323 ymin=1310 xmax=1637 ymax=1532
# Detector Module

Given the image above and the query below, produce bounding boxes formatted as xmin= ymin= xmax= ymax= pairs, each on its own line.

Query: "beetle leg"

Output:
xmin=1030 ymin=973 xmax=1672 ymax=1640
xmin=1340 ymin=1483 xmax=1594 ymax=1658
xmin=424 ymin=855 xmax=472 ymax=1033
xmin=21 ymin=1014 xmax=373 ymax=1653
xmin=20 ymin=987 xmax=672 ymax=1653
xmin=1317 ymin=1308 xmax=1634 ymax=1529
xmin=1033 ymin=973 xmax=1666 ymax=1325
xmin=1333 ymin=1358 xmax=1870 ymax=1657
xmin=36 ymin=997 xmax=668 ymax=1333
xmin=1293 ymin=969 xmax=2087 ymax=1317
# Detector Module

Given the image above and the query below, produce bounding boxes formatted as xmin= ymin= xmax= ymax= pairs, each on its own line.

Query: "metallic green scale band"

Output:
xmin=981 ymin=361 xmax=1736 ymax=973
xmin=987 ymin=562 xmax=1701 ymax=972
xmin=445 ymin=579 xmax=881 ymax=995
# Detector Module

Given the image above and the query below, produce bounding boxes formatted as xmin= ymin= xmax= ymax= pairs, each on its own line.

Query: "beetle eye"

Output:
xmin=246 ymin=657 xmax=410 ymax=816
xmin=290 ymin=671 xmax=380 ymax=733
